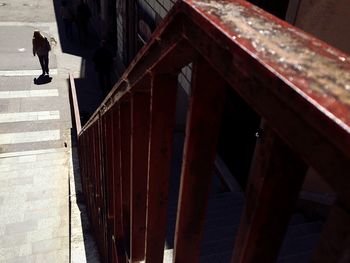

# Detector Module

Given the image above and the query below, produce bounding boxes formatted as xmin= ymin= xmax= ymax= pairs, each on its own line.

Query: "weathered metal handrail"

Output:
xmin=76 ymin=0 xmax=350 ymax=262
xmin=69 ymin=73 xmax=81 ymax=134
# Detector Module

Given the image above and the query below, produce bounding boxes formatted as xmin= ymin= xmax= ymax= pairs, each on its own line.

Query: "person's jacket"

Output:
xmin=33 ymin=37 xmax=50 ymax=56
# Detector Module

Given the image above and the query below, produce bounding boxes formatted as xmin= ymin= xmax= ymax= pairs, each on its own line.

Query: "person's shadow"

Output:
xmin=34 ymin=74 xmax=52 ymax=85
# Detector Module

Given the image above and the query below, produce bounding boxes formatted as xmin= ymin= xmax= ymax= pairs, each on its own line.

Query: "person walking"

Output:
xmin=60 ymin=0 xmax=74 ymax=40
xmin=32 ymin=30 xmax=51 ymax=75
xmin=92 ymin=40 xmax=114 ymax=95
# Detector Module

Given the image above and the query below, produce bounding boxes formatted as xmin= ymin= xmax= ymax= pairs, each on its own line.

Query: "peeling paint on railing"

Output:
xmin=191 ymin=0 xmax=350 ymax=111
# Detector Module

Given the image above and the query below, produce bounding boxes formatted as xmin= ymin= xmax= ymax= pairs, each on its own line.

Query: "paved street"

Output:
xmin=0 ymin=1 xmax=100 ymax=262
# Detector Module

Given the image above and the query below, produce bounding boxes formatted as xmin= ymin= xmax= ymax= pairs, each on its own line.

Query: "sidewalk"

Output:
xmin=0 ymin=22 xmax=71 ymax=262
xmin=0 ymin=1 xmax=100 ymax=262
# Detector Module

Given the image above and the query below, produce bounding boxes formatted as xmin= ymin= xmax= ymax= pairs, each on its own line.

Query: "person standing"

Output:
xmin=76 ymin=0 xmax=91 ymax=45
xmin=92 ymin=40 xmax=114 ymax=95
xmin=60 ymin=0 xmax=74 ymax=40
xmin=32 ymin=30 xmax=51 ymax=75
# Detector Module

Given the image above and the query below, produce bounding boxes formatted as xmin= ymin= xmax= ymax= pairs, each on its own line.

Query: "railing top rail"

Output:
xmin=69 ymin=73 xmax=82 ymax=135
xmin=184 ymin=0 xmax=350 ymax=128
xmin=80 ymin=0 xmax=350 ymax=153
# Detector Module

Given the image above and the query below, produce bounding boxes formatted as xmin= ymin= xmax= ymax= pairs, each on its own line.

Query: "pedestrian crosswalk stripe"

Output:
xmin=0 ymin=89 xmax=58 ymax=99
xmin=0 ymin=69 xmax=58 ymax=76
xmin=0 ymin=130 xmax=60 ymax=144
xmin=0 ymin=111 xmax=60 ymax=123
xmin=0 ymin=148 xmax=66 ymax=159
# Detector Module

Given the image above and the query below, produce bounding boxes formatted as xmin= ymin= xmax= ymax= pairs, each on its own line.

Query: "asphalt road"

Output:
xmin=0 ymin=0 xmax=55 ymax=22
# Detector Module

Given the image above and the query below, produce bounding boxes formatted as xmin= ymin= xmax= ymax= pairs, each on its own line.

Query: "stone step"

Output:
xmin=198 ymin=233 xmax=320 ymax=262
xmin=200 ymin=251 xmax=231 ymax=263
xmin=278 ymin=253 xmax=311 ymax=263
xmin=198 ymin=223 xmax=322 ymax=257
xmin=0 ymin=148 xmax=66 ymax=158
xmin=0 ymin=157 xmax=67 ymax=172
xmin=279 ymin=234 xmax=321 ymax=258
xmin=202 ymin=225 xmax=238 ymax=242
xmin=0 ymin=121 xmax=66 ymax=134
xmin=199 ymin=220 xmax=322 ymax=246
xmin=0 ymin=139 xmax=66 ymax=153
xmin=168 ymin=197 xmax=244 ymax=218
xmin=284 ymin=221 xmax=323 ymax=239
xmin=0 ymin=166 xmax=67 ymax=183
xmin=168 ymin=202 xmax=241 ymax=216
xmin=0 ymin=150 xmax=66 ymax=165
xmin=201 ymin=237 xmax=236 ymax=257
xmin=165 ymin=191 xmax=320 ymax=262
xmin=288 ymin=213 xmax=308 ymax=225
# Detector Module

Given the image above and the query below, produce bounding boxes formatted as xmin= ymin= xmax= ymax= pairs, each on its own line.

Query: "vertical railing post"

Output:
xmin=145 ymin=72 xmax=179 ymax=263
xmin=98 ymin=115 xmax=109 ymax=262
xmin=86 ymin=131 xmax=93 ymax=222
xmin=103 ymin=112 xmax=114 ymax=218
xmin=94 ymin=123 xmax=104 ymax=255
xmin=102 ymin=111 xmax=115 ymax=263
xmin=174 ymin=57 xmax=227 ymax=263
xmin=89 ymin=129 xmax=95 ymax=226
xmin=232 ymin=123 xmax=308 ymax=263
xmin=97 ymin=120 xmax=106 ymax=259
xmin=130 ymin=76 xmax=151 ymax=262
xmin=91 ymin=125 xmax=98 ymax=246
xmin=78 ymin=133 xmax=86 ymax=204
xmin=119 ymin=97 xmax=132 ymax=258
xmin=113 ymin=104 xmax=126 ymax=263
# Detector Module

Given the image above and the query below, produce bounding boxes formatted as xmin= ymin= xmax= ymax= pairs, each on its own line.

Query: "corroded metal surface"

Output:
xmin=77 ymin=1 xmax=350 ymax=262
xmin=186 ymin=0 xmax=350 ymax=131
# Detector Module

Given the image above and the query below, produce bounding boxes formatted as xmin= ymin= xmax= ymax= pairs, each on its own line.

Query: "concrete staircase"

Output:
xmin=0 ymin=148 xmax=69 ymax=262
xmin=164 ymin=192 xmax=322 ymax=263
xmin=163 ymin=134 xmax=322 ymax=262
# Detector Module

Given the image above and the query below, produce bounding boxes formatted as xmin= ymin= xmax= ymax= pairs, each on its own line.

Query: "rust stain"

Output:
xmin=190 ymin=0 xmax=350 ymax=128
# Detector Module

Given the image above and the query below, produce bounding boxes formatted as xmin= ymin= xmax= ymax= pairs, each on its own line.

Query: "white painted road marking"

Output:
xmin=0 ymin=111 xmax=60 ymax=123
xmin=0 ymin=89 xmax=58 ymax=99
xmin=0 ymin=130 xmax=60 ymax=144
xmin=0 ymin=69 xmax=58 ymax=76
xmin=0 ymin=148 xmax=66 ymax=158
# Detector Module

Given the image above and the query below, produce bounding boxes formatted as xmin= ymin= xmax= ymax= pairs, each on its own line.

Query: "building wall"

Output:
xmin=132 ymin=0 xmax=191 ymax=130
xmin=294 ymin=0 xmax=350 ymax=55
xmin=116 ymin=0 xmax=126 ymax=64
xmin=137 ymin=0 xmax=176 ymax=20
xmin=81 ymin=0 xmax=189 ymax=127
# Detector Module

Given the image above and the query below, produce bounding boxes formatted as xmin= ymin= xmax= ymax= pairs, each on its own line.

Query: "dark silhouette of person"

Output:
xmin=32 ymin=30 xmax=51 ymax=75
xmin=76 ymin=0 xmax=91 ymax=45
xmin=60 ymin=0 xmax=74 ymax=40
xmin=92 ymin=40 xmax=114 ymax=95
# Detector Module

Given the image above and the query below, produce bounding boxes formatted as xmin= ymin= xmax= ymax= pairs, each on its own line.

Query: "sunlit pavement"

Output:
xmin=0 ymin=1 xmax=99 ymax=262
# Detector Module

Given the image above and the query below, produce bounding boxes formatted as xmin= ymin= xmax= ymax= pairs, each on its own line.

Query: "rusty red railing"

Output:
xmin=72 ymin=0 xmax=350 ymax=262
